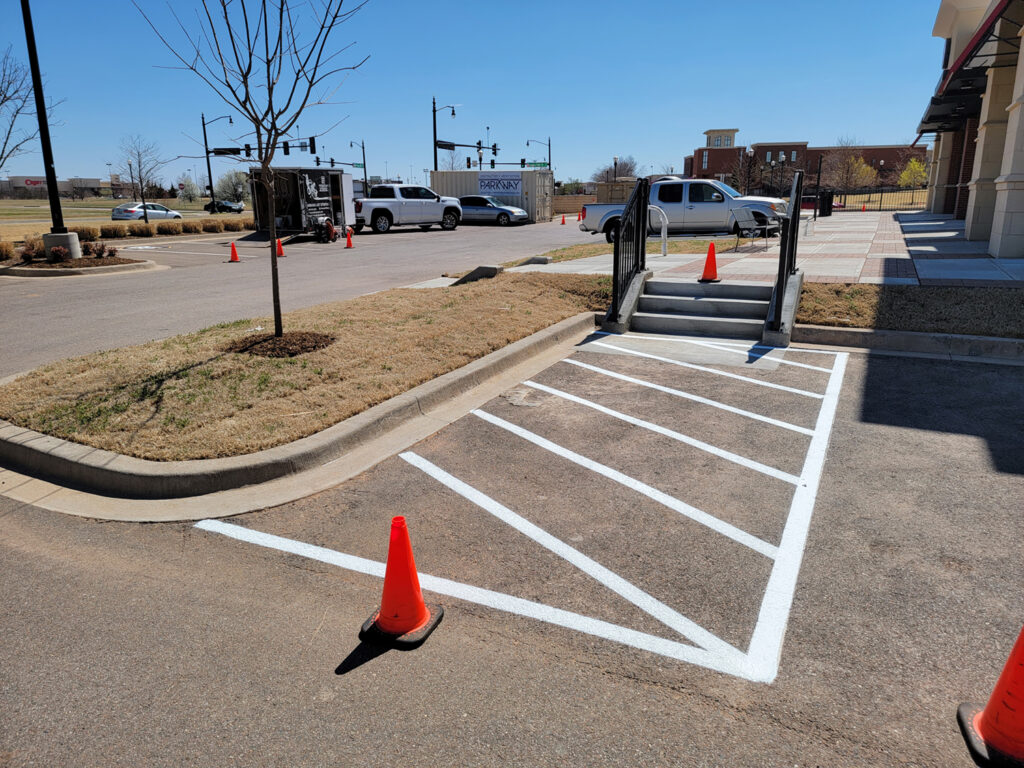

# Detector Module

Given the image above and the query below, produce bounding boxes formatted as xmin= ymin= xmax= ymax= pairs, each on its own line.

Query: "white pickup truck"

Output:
xmin=353 ymin=184 xmax=462 ymax=233
xmin=580 ymin=177 xmax=787 ymax=243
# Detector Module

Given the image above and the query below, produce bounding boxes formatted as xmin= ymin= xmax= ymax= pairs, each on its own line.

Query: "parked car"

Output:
xmin=203 ymin=199 xmax=245 ymax=213
xmin=579 ymin=177 xmax=785 ymax=243
xmin=111 ymin=202 xmax=182 ymax=220
xmin=458 ymin=195 xmax=528 ymax=226
xmin=353 ymin=184 xmax=461 ymax=233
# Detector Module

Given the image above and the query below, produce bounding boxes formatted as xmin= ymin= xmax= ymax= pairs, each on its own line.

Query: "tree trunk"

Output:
xmin=263 ymin=167 xmax=283 ymax=337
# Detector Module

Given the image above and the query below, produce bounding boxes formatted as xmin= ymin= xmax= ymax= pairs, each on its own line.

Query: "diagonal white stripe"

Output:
xmin=524 ymin=380 xmax=801 ymax=485
xmin=596 ymin=332 xmax=842 ymax=357
xmin=400 ymin=451 xmax=743 ymax=660
xmin=651 ymin=337 xmax=833 ymax=372
xmin=472 ymin=409 xmax=777 ymax=558
xmin=590 ymin=341 xmax=824 ymax=398
xmin=562 ymin=359 xmax=814 ymax=436
xmin=194 ymin=519 xmax=752 ymax=679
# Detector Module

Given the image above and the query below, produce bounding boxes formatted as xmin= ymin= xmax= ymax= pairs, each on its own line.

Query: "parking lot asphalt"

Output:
xmin=1 ymin=341 xmax=1020 ymax=767
xmin=0 ymin=220 xmax=584 ymax=377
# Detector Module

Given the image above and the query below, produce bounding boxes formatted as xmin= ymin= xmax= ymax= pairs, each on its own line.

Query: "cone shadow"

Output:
xmin=334 ymin=641 xmax=390 ymax=675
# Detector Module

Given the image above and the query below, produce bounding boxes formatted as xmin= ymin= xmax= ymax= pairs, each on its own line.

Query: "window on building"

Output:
xmin=791 ymin=150 xmax=797 ymax=162
xmin=713 ymin=136 xmax=721 ymax=147
xmin=702 ymin=152 xmax=708 ymax=170
xmin=778 ymin=150 xmax=785 ymax=161
xmin=724 ymin=136 xmax=732 ymax=147
xmin=766 ymin=151 xmax=771 ymax=162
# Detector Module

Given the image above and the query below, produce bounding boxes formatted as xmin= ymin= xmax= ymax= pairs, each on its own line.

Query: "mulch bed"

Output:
xmin=223 ymin=331 xmax=336 ymax=358
xmin=19 ymin=256 xmax=142 ymax=269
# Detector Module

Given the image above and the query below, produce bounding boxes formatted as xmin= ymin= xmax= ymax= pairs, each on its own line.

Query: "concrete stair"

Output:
xmin=630 ymin=279 xmax=771 ymax=339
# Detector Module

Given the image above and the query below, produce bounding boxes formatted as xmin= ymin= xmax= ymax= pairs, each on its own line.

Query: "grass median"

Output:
xmin=0 ymin=272 xmax=609 ymax=461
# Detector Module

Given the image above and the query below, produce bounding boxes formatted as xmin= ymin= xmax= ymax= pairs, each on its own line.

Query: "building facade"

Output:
xmin=919 ymin=0 xmax=1024 ymax=257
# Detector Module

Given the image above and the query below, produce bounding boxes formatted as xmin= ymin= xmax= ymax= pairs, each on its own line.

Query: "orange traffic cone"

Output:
xmin=360 ymin=516 xmax=443 ymax=649
xmin=276 ymin=238 xmax=285 ymax=258
xmin=577 ymin=211 xmax=581 ymax=221
xmin=345 ymin=227 xmax=353 ymax=249
xmin=698 ymin=241 xmax=721 ymax=283
xmin=861 ymin=203 xmax=867 ymax=212
xmin=229 ymin=242 xmax=239 ymax=263
xmin=561 ymin=214 xmax=566 ymax=225
xmin=958 ymin=626 xmax=1024 ymax=767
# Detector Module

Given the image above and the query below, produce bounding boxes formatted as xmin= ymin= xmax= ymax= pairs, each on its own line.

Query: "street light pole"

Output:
xmin=20 ymin=0 xmax=65 ymax=234
xmin=431 ymin=97 xmax=457 ymax=171
xmin=350 ymin=140 xmax=368 ymax=190
xmin=526 ymin=137 xmax=552 ymax=170
xmin=201 ymin=113 xmax=232 ymax=213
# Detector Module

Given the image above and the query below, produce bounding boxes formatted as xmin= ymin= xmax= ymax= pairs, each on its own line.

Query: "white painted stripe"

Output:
xmin=524 ymin=380 xmax=801 ymax=486
xmin=400 ymin=451 xmax=742 ymax=659
xmin=471 ymin=409 xmax=777 ymax=559
xmin=594 ymin=331 xmax=842 ymax=356
xmin=744 ymin=352 xmax=848 ymax=683
xmin=562 ymin=359 xmax=814 ymax=436
xmin=656 ymin=338 xmax=833 ymax=372
xmin=194 ymin=518 xmax=750 ymax=679
xmin=590 ymin=341 xmax=824 ymax=399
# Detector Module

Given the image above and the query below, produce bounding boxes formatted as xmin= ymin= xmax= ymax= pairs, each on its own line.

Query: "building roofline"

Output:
xmin=703 ymin=128 xmax=739 ymax=134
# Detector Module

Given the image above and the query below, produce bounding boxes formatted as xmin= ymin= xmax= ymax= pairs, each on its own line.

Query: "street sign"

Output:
xmin=527 ymin=162 xmax=548 ymax=168
xmin=435 ymin=140 xmax=456 ymax=151
xmin=353 ymin=163 xmax=364 ymax=169
xmin=178 ymin=183 xmax=185 ymax=189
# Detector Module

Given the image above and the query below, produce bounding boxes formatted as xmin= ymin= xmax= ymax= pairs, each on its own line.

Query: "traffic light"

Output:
xmin=308 ymin=136 xmax=317 ymax=154
xmin=282 ymin=141 xmax=290 ymax=155
xmin=490 ymin=159 xmax=495 ymax=169
xmin=476 ymin=140 xmax=482 ymax=152
xmin=520 ymin=158 xmax=525 ymax=168
xmin=466 ymin=157 xmax=471 ymax=169
xmin=330 ymin=158 xmax=335 ymax=168
xmin=315 ymin=156 xmax=321 ymax=166
xmin=244 ymin=144 xmax=252 ymax=157
xmin=491 ymin=143 xmax=498 ymax=156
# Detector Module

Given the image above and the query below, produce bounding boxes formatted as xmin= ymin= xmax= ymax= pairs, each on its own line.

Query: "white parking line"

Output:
xmin=400 ymin=451 xmax=744 ymax=660
xmin=194 ymin=518 xmax=749 ymax=678
xmin=590 ymin=341 xmax=824 ymax=399
xmin=524 ymin=380 xmax=801 ymax=486
xmin=471 ymin=409 xmax=778 ymax=559
xmin=562 ymin=359 xmax=814 ymax=436
xmin=648 ymin=338 xmax=833 ymax=372
xmin=594 ymin=331 xmax=841 ymax=362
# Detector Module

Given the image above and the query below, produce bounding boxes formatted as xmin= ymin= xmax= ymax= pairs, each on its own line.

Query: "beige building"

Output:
xmin=920 ymin=0 xmax=1024 ymax=256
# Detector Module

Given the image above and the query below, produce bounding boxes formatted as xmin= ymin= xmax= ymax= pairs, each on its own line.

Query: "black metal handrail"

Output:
xmin=770 ymin=170 xmax=804 ymax=332
xmin=610 ymin=178 xmax=649 ymax=319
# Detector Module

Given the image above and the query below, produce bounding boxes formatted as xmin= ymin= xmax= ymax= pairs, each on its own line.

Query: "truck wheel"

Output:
xmin=496 ymin=212 xmax=510 ymax=226
xmin=440 ymin=210 xmax=459 ymax=231
xmin=604 ymin=220 xmax=619 ymax=244
xmin=371 ymin=212 xmax=391 ymax=233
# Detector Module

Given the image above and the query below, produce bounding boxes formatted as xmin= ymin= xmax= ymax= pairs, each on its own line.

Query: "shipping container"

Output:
xmin=428 ymin=169 xmax=554 ymax=223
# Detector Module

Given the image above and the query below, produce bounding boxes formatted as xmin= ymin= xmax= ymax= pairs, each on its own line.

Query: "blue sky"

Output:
xmin=3 ymin=0 xmax=943 ymax=188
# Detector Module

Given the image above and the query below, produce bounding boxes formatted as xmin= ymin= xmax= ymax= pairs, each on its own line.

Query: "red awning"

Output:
xmin=937 ymin=0 xmax=1017 ymax=96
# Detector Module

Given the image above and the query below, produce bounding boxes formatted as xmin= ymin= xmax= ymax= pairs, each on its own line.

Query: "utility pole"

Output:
xmin=202 ymin=113 xmax=215 ymax=211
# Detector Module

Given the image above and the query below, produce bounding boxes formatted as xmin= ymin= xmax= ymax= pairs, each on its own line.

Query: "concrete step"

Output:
xmin=630 ymin=312 xmax=764 ymax=339
xmin=643 ymin=278 xmax=773 ymax=301
xmin=637 ymin=294 xmax=769 ymax=319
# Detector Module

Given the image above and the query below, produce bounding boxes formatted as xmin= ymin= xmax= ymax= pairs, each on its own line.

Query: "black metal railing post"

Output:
xmin=770 ymin=170 xmax=804 ymax=331
xmin=610 ymin=178 xmax=649 ymax=319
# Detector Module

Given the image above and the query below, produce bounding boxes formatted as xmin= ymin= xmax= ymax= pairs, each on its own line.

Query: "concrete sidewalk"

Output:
xmin=507 ymin=211 xmax=1024 ymax=287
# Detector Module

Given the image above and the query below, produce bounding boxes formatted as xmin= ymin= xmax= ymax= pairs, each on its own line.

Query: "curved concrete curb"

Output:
xmin=0 ymin=259 xmax=160 ymax=277
xmin=0 ymin=312 xmax=599 ymax=499
xmin=793 ymin=324 xmax=1024 ymax=361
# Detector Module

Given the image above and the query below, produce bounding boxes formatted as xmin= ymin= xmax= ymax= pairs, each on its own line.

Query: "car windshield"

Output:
xmin=716 ymin=183 xmax=742 ymax=198
xmin=482 ymin=197 xmax=504 ymax=206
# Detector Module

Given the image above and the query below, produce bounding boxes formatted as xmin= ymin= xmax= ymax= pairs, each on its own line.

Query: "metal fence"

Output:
xmin=769 ymin=170 xmax=803 ymax=332
xmin=807 ymin=186 xmax=928 ymax=213
xmin=610 ymin=178 xmax=649 ymax=319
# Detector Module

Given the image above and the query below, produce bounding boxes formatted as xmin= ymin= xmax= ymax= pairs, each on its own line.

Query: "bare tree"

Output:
xmin=821 ymin=137 xmax=876 ymax=190
xmin=591 ymin=155 xmax=639 ymax=183
xmin=137 ymin=0 xmax=368 ymax=338
xmin=440 ymin=149 xmax=460 ymax=171
xmin=0 ymin=47 xmax=36 ymax=170
xmin=119 ymin=135 xmax=164 ymax=222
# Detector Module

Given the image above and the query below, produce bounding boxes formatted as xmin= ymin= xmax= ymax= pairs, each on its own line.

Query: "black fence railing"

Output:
xmin=802 ymin=185 xmax=928 ymax=214
xmin=769 ymin=170 xmax=803 ymax=332
xmin=610 ymin=178 xmax=649 ymax=319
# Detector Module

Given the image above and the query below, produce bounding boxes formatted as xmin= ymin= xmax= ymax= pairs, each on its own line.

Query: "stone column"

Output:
xmin=990 ymin=21 xmax=1024 ymax=257
xmin=929 ymin=132 xmax=955 ymax=213
xmin=966 ymin=20 xmax=1017 ymax=240
xmin=926 ymin=134 xmax=943 ymax=211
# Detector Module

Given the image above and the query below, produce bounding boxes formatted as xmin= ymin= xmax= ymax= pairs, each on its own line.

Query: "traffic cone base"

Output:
xmin=958 ymin=628 xmax=1024 ymax=767
xmin=345 ymin=227 xmax=353 ymax=249
xmin=957 ymin=703 xmax=1024 ymax=768
xmin=360 ymin=604 xmax=444 ymax=650
xmin=698 ymin=241 xmax=721 ymax=283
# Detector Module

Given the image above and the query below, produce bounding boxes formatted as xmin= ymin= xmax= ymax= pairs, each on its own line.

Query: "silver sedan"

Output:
xmin=111 ymin=202 xmax=182 ymax=220
xmin=458 ymin=195 xmax=529 ymax=225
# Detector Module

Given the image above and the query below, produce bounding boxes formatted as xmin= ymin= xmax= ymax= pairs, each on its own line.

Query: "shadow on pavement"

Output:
xmin=334 ymin=641 xmax=390 ymax=675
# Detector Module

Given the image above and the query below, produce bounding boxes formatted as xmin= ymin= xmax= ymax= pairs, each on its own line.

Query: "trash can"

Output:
xmin=819 ymin=190 xmax=834 ymax=217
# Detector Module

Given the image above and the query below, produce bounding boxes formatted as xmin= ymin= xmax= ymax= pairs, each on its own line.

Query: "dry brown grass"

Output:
xmin=798 ymin=283 xmax=1024 ymax=339
xmin=0 ymin=273 xmax=610 ymax=461
xmin=524 ymin=236 xmax=747 ymax=267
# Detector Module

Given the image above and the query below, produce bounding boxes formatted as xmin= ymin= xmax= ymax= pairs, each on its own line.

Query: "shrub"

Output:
xmin=93 ymin=242 xmax=106 ymax=258
xmin=0 ymin=241 xmax=14 ymax=260
xmin=201 ymin=219 xmax=225 ymax=233
xmin=100 ymin=223 xmax=127 ymax=238
xmin=182 ymin=220 xmax=203 ymax=234
xmin=70 ymin=225 xmax=99 ymax=242
xmin=23 ymin=235 xmax=43 ymax=253
xmin=222 ymin=218 xmax=244 ymax=232
xmin=128 ymin=221 xmax=155 ymax=238
xmin=241 ymin=217 xmax=256 ymax=230
xmin=49 ymin=246 xmax=70 ymax=263
xmin=157 ymin=220 xmax=183 ymax=235
xmin=81 ymin=241 xmax=94 ymax=256
xmin=106 ymin=246 xmax=118 ymax=258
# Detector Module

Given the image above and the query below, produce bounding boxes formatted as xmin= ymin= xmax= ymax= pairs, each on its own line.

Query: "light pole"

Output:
xmin=613 ymin=155 xmax=618 ymax=183
xmin=432 ymin=97 xmax=457 ymax=171
xmin=770 ymin=160 xmax=778 ymax=195
xmin=526 ymin=137 xmax=551 ymax=170
xmin=105 ymin=162 xmax=112 ymax=197
xmin=201 ymin=112 xmax=232 ymax=212
xmin=350 ymin=140 xmax=368 ymax=190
